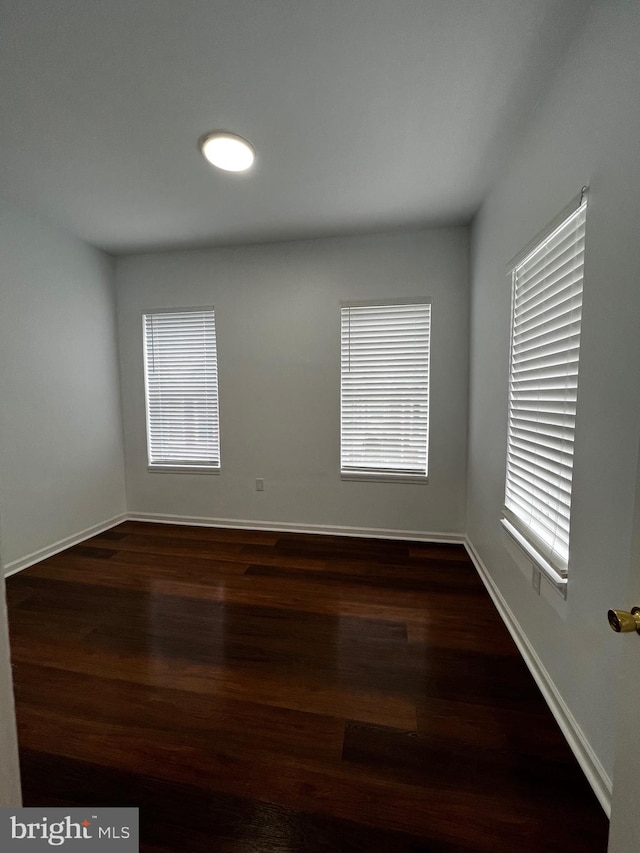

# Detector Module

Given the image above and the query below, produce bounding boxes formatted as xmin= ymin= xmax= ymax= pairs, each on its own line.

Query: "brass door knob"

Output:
xmin=608 ymin=608 xmax=640 ymax=634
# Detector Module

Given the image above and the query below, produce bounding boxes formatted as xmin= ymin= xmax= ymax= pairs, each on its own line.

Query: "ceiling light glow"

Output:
xmin=199 ymin=132 xmax=255 ymax=172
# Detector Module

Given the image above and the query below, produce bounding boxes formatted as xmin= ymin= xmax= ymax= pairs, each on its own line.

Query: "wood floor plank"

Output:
xmin=20 ymin=750 xmax=474 ymax=853
xmin=7 ymin=522 xmax=608 ymax=852
xmin=15 ymin=707 xmax=573 ymax=851
xmin=116 ymin=520 xmax=281 ymax=546
xmin=9 ymin=630 xmax=417 ymax=729
xmin=342 ymin=717 xmax=594 ymax=800
xmin=245 ymin=561 xmax=492 ymax=594
xmin=25 ymin=552 xmax=499 ymax=633
xmin=14 ymin=665 xmax=345 ymax=765
xmin=74 ymin=532 xmax=247 ymax=562
xmin=408 ymin=543 xmax=468 ymax=561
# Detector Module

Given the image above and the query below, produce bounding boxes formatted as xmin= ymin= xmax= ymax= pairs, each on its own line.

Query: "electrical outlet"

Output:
xmin=532 ymin=565 xmax=541 ymax=595
xmin=256 ymin=478 xmax=264 ymax=491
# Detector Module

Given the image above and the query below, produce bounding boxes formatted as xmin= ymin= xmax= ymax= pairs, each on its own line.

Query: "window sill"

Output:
xmin=500 ymin=517 xmax=567 ymax=599
xmin=341 ymin=471 xmax=428 ymax=485
xmin=148 ymin=465 xmax=221 ymax=475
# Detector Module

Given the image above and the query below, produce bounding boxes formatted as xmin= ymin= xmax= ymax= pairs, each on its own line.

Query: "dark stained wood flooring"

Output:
xmin=6 ymin=522 xmax=609 ymax=852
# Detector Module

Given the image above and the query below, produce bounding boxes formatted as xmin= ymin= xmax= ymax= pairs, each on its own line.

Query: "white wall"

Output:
xmin=0 ymin=200 xmax=127 ymax=571
xmin=467 ymin=0 xmax=640 ymax=785
xmin=116 ymin=228 xmax=469 ymax=536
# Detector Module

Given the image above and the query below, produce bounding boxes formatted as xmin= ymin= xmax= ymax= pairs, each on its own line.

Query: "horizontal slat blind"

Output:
xmin=340 ymin=301 xmax=430 ymax=475
xmin=504 ymin=202 xmax=587 ymax=575
xmin=143 ymin=309 xmax=220 ymax=468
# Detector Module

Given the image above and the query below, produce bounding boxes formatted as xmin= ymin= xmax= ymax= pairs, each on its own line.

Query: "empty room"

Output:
xmin=0 ymin=1 xmax=639 ymax=851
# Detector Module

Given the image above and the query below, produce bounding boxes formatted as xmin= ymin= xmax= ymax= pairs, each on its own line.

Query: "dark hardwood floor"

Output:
xmin=6 ymin=522 xmax=608 ymax=851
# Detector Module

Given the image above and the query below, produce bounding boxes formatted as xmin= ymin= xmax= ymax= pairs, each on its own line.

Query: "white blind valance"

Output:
xmin=340 ymin=301 xmax=431 ymax=476
xmin=504 ymin=201 xmax=587 ymax=576
xmin=143 ymin=309 xmax=220 ymax=468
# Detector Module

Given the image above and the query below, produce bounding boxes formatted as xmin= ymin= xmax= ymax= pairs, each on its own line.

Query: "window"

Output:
xmin=503 ymin=198 xmax=587 ymax=582
xmin=340 ymin=300 xmax=431 ymax=479
xmin=143 ymin=308 xmax=220 ymax=471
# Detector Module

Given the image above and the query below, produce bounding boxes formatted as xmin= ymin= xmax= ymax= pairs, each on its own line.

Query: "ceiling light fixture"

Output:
xmin=199 ymin=131 xmax=255 ymax=172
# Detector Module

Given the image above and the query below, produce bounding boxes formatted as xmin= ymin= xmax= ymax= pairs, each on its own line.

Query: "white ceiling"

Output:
xmin=0 ymin=0 xmax=591 ymax=254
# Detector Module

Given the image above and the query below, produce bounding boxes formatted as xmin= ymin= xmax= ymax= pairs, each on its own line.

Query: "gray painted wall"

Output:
xmin=116 ymin=228 xmax=469 ymax=536
xmin=0 ymin=200 xmax=127 ymax=569
xmin=467 ymin=0 xmax=640 ymax=779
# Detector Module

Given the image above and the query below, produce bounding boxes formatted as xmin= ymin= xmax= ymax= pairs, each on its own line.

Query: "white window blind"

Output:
xmin=504 ymin=200 xmax=587 ymax=577
xmin=143 ymin=308 xmax=220 ymax=469
xmin=340 ymin=301 xmax=430 ymax=477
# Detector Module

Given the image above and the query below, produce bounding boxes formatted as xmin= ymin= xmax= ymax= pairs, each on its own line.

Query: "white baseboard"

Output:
xmin=464 ymin=537 xmax=612 ymax=816
xmin=126 ymin=511 xmax=465 ymax=544
xmin=3 ymin=513 xmax=128 ymax=578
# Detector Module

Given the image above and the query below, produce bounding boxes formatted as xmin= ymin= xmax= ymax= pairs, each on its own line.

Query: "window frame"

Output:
xmin=339 ymin=297 xmax=431 ymax=484
xmin=142 ymin=306 xmax=221 ymax=474
xmin=502 ymin=193 xmax=588 ymax=595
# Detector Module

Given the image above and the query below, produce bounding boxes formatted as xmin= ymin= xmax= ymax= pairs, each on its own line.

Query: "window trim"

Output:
xmin=501 ymin=517 xmax=568 ymax=598
xmin=340 ymin=297 xmax=431 ymax=483
xmin=502 ymin=193 xmax=587 ymax=592
xmin=340 ymin=470 xmax=429 ymax=485
xmin=147 ymin=464 xmax=221 ymax=475
xmin=142 ymin=306 xmax=221 ymax=473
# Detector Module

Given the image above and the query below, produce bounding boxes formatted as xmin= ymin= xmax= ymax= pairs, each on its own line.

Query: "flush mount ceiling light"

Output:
xmin=199 ymin=131 xmax=255 ymax=172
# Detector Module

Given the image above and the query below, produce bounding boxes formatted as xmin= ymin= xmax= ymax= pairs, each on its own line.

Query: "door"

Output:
xmin=607 ymin=444 xmax=640 ymax=852
xmin=0 ymin=523 xmax=21 ymax=805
